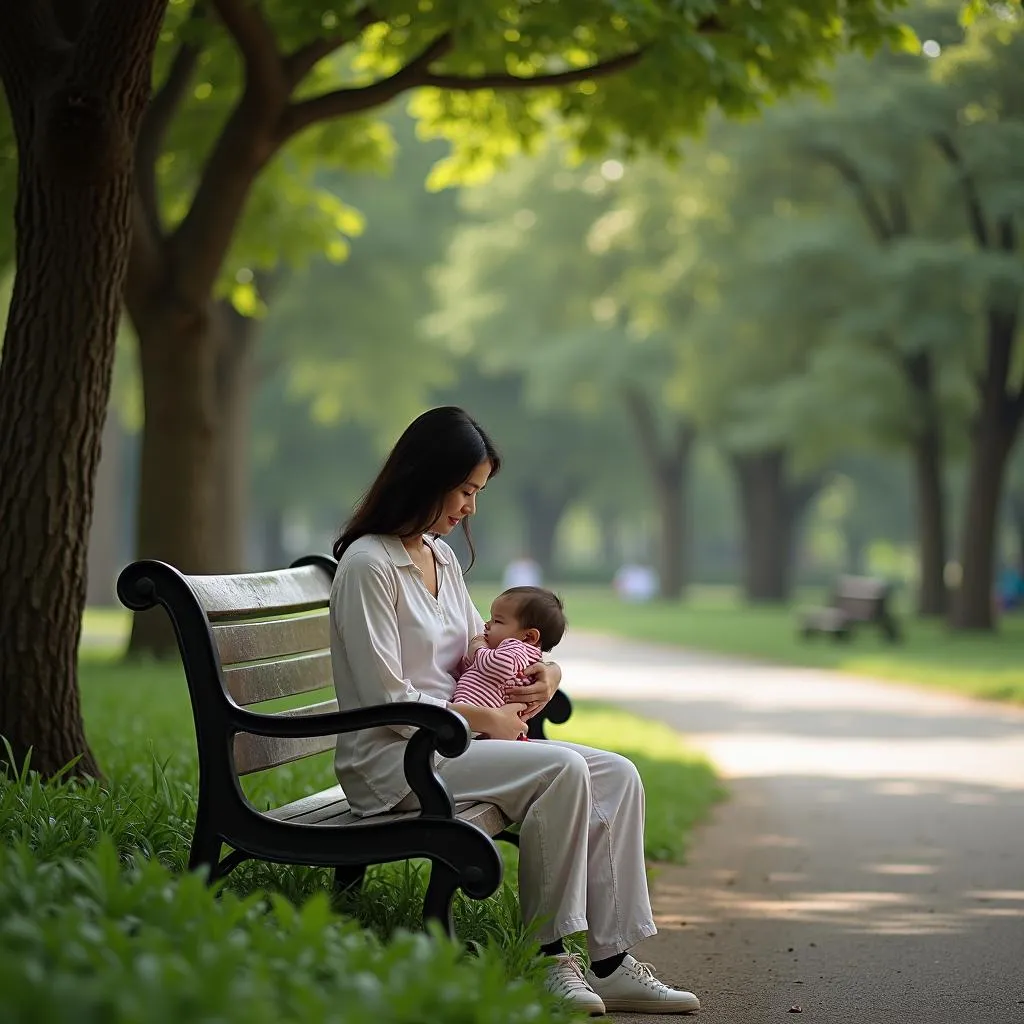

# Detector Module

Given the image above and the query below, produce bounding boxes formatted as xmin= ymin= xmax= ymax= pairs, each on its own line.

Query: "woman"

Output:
xmin=329 ymin=406 xmax=700 ymax=1016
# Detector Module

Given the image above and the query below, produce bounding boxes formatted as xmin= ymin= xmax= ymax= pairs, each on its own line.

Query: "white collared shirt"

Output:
xmin=329 ymin=532 xmax=485 ymax=814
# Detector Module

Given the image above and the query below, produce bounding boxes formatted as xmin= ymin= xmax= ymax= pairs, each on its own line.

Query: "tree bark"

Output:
xmin=1011 ymin=490 xmax=1024 ymax=578
xmin=518 ymin=484 xmax=576 ymax=576
xmin=652 ymin=462 xmax=689 ymax=600
xmin=909 ymin=426 xmax=948 ymax=617
xmin=621 ymin=387 xmax=695 ymax=601
xmin=213 ymin=303 xmax=257 ymax=573
xmin=260 ymin=508 xmax=289 ymax=570
xmin=0 ymin=0 xmax=167 ymax=778
xmin=126 ymin=301 xmax=220 ymax=657
xmin=124 ymin=298 xmax=259 ymax=656
xmin=950 ymin=412 xmax=1016 ymax=630
xmin=731 ymin=449 xmax=820 ymax=604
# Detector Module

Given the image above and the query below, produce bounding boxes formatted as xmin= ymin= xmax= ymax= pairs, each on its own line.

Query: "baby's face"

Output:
xmin=484 ymin=596 xmax=525 ymax=648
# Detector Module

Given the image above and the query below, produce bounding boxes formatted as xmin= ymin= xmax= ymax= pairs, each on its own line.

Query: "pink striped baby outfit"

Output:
xmin=452 ymin=637 xmax=542 ymax=740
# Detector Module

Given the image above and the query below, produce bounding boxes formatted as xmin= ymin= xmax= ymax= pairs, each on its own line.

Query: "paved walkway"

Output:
xmin=556 ymin=631 xmax=1024 ymax=1024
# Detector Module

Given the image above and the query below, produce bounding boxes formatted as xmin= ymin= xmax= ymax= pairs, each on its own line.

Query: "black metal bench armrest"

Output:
xmin=232 ymin=703 xmax=470 ymax=819
xmin=527 ymin=688 xmax=573 ymax=740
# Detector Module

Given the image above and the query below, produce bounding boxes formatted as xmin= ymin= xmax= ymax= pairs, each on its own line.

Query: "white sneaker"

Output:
xmin=586 ymin=954 xmax=700 ymax=1014
xmin=544 ymin=953 xmax=606 ymax=1016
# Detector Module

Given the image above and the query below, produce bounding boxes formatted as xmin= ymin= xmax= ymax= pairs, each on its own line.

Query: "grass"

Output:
xmin=77 ymin=651 xmax=720 ymax=867
xmin=477 ymin=584 xmax=1024 ymax=705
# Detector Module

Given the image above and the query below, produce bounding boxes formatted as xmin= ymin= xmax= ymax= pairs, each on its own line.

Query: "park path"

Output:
xmin=555 ymin=631 xmax=1024 ymax=1024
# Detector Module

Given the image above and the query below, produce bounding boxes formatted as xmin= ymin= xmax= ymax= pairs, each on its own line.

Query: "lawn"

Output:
xmin=503 ymin=585 xmax=1024 ymax=705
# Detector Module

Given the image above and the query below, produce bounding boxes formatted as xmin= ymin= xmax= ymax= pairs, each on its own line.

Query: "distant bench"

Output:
xmin=799 ymin=575 xmax=902 ymax=643
xmin=117 ymin=554 xmax=573 ymax=937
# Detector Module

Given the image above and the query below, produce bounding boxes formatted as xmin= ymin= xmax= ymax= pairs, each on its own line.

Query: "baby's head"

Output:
xmin=485 ymin=587 xmax=567 ymax=652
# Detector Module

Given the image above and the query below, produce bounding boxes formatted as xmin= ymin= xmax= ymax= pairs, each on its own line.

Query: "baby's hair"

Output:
xmin=501 ymin=586 xmax=567 ymax=652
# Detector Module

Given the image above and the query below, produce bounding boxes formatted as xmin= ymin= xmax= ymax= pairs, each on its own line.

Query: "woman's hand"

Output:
xmin=484 ymin=702 xmax=529 ymax=740
xmin=510 ymin=660 xmax=561 ymax=720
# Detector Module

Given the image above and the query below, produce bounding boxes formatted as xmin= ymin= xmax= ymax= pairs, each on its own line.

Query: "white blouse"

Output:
xmin=329 ymin=533 xmax=485 ymax=815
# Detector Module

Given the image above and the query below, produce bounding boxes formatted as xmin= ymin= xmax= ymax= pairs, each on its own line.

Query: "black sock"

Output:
xmin=589 ymin=952 xmax=627 ymax=978
xmin=539 ymin=938 xmax=565 ymax=957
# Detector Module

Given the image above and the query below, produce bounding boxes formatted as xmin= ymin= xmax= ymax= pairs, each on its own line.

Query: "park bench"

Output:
xmin=799 ymin=574 xmax=902 ymax=643
xmin=116 ymin=554 xmax=573 ymax=937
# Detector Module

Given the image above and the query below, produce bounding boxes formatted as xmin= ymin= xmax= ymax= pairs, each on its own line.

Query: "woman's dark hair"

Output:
xmin=334 ymin=406 xmax=501 ymax=566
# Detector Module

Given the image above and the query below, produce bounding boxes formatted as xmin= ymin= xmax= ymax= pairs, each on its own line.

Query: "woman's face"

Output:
xmin=429 ymin=459 xmax=492 ymax=535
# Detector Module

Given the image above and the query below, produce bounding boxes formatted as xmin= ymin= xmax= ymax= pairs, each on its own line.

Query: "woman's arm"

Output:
xmin=448 ymin=701 xmax=528 ymax=740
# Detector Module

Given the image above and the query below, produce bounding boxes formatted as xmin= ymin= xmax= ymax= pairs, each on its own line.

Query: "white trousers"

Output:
xmin=398 ymin=738 xmax=657 ymax=959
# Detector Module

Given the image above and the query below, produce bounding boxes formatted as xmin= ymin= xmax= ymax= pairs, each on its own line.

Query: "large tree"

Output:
xmin=679 ymin=4 xmax=1024 ymax=624
xmin=0 ymin=1 xmax=167 ymax=777
xmin=432 ymin=152 xmax=703 ymax=598
xmin=118 ymin=0 xmax=907 ymax=655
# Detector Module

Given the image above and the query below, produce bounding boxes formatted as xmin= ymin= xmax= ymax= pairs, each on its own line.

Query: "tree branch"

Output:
xmin=420 ymin=46 xmax=646 ymax=92
xmin=210 ymin=0 xmax=287 ymax=104
xmin=136 ymin=41 xmax=201 ymax=234
xmin=280 ymin=31 xmax=453 ymax=139
xmin=283 ymin=6 xmax=380 ymax=87
xmin=810 ymin=146 xmax=893 ymax=243
xmin=166 ymin=3 xmax=294 ymax=304
xmin=933 ymin=131 xmax=989 ymax=248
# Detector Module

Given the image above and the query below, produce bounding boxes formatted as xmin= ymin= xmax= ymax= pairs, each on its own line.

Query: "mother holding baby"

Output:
xmin=329 ymin=405 xmax=700 ymax=1016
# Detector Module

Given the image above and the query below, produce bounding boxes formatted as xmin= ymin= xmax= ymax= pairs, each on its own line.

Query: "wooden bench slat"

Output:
xmin=234 ymin=699 xmax=338 ymax=775
xmin=213 ymin=612 xmax=330 ymax=666
xmin=222 ymin=649 xmax=333 ymax=706
xmin=187 ymin=564 xmax=331 ymax=622
xmin=263 ymin=784 xmax=508 ymax=836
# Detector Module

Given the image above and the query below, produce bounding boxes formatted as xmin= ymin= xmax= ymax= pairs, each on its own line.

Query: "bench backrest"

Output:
xmin=832 ymin=575 xmax=892 ymax=622
xmin=118 ymin=555 xmax=338 ymax=779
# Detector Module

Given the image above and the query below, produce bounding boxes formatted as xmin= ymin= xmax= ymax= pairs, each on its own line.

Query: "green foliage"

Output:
xmin=0 ymin=837 xmax=565 ymax=1024
xmin=0 ymin=0 xmax=911 ymax=304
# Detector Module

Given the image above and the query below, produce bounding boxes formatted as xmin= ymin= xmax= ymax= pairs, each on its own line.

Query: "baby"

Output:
xmin=452 ymin=586 xmax=567 ymax=740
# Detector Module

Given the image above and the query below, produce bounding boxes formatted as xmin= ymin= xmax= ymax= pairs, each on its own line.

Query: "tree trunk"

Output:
xmin=596 ymin=507 xmax=621 ymax=568
xmin=519 ymin=486 xmax=575 ymax=576
xmin=86 ymin=409 xmax=124 ymax=606
xmin=950 ymin=414 xmax=1015 ymax=630
xmin=260 ymin=509 xmax=289 ymax=570
xmin=1012 ymin=491 xmax=1024 ymax=578
xmin=731 ymin=450 xmax=810 ymax=604
xmin=620 ymin=388 xmax=695 ymax=601
xmin=0 ymin=0 xmax=166 ymax=777
xmin=126 ymin=297 xmax=259 ymax=656
xmin=653 ymin=463 xmax=689 ymax=600
xmin=126 ymin=302 xmax=220 ymax=658
xmin=214 ymin=303 xmax=257 ymax=573
xmin=909 ymin=426 xmax=948 ymax=617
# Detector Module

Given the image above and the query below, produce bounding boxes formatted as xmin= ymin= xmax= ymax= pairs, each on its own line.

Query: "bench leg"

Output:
xmin=333 ymin=863 xmax=366 ymax=894
xmin=423 ymin=860 xmax=460 ymax=939
xmin=188 ymin=832 xmax=223 ymax=881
